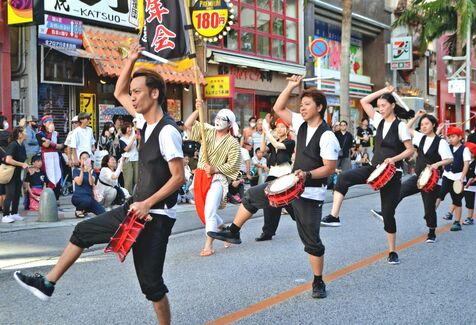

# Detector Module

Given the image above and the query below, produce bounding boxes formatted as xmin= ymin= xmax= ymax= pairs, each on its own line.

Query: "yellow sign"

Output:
xmin=80 ymin=93 xmax=97 ymax=134
xmin=7 ymin=0 xmax=33 ymax=25
xmin=204 ymin=75 xmax=234 ymax=98
xmin=191 ymin=0 xmax=234 ymax=42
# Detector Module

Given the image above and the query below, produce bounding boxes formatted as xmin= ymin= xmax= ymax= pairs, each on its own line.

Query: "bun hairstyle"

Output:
xmin=417 ymin=114 xmax=438 ymax=133
xmin=378 ymin=92 xmax=415 ymax=119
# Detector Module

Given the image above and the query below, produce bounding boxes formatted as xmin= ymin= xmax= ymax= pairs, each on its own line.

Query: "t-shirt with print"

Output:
xmin=25 ymin=170 xmax=46 ymax=187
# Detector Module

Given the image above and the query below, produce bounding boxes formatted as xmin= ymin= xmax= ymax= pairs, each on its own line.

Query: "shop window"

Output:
xmin=211 ymin=0 xmax=299 ymax=63
xmin=234 ymin=92 xmax=254 ymax=129
xmin=286 ymin=42 xmax=297 ymax=62
xmin=207 ymin=98 xmax=231 ymax=122
xmin=40 ymin=46 xmax=84 ymax=86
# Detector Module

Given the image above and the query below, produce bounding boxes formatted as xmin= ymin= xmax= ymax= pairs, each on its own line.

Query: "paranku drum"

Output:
xmin=264 ymin=173 xmax=304 ymax=208
xmin=417 ymin=166 xmax=439 ymax=192
xmin=453 ymin=180 xmax=464 ymax=194
xmin=367 ymin=163 xmax=396 ymax=191
xmin=104 ymin=210 xmax=146 ymax=262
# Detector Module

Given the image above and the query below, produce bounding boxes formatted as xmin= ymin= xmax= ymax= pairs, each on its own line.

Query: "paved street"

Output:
xmin=1 ymin=184 xmax=475 ymax=324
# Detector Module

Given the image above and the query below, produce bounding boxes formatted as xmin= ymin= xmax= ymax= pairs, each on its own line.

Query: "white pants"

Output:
xmin=205 ymin=180 xmax=224 ymax=233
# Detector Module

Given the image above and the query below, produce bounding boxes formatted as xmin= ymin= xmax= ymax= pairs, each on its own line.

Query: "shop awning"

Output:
xmin=82 ymin=25 xmax=205 ymax=85
xmin=319 ymin=80 xmax=372 ymax=99
xmin=209 ymin=50 xmax=306 ymax=75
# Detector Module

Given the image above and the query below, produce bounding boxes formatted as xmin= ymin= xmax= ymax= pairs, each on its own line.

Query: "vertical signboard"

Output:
xmin=390 ymin=36 xmax=413 ymax=70
xmin=80 ymin=93 xmax=96 ymax=134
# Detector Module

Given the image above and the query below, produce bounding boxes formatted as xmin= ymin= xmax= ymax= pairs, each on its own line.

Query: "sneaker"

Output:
xmin=320 ymin=214 xmax=341 ymax=227
xmin=370 ymin=209 xmax=384 ymax=223
xmin=207 ymin=227 xmax=242 ymax=244
xmin=387 ymin=251 xmax=400 ymax=265
xmin=13 ymin=271 xmax=55 ymax=301
xmin=443 ymin=212 xmax=453 ymax=220
xmin=1 ymin=215 xmax=15 ymax=223
xmin=312 ymin=281 xmax=327 ymax=299
xmin=450 ymin=222 xmax=462 ymax=231
xmin=10 ymin=214 xmax=24 ymax=221
xmin=426 ymin=234 xmax=436 ymax=243
xmin=463 ymin=218 xmax=474 ymax=225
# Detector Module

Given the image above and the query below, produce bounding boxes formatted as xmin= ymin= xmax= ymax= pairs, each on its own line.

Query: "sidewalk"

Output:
xmin=0 ymin=194 xmax=201 ymax=233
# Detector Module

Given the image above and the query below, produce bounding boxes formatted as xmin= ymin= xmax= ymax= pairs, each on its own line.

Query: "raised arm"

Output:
xmin=407 ymin=110 xmax=426 ymax=137
xmin=184 ymin=99 xmax=201 ymax=135
xmin=113 ymin=44 xmax=144 ymax=117
xmin=360 ymin=84 xmax=395 ymax=120
xmin=273 ymin=75 xmax=303 ymax=126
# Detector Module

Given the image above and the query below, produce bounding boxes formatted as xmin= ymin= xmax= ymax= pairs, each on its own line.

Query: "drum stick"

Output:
xmin=301 ymin=77 xmax=334 ymax=82
xmin=140 ymin=50 xmax=178 ymax=67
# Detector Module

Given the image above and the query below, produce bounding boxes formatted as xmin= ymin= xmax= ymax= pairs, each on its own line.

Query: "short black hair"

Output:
xmin=249 ymin=116 xmax=257 ymax=122
xmin=340 ymin=120 xmax=348 ymax=125
xmin=300 ymin=88 xmax=327 ymax=119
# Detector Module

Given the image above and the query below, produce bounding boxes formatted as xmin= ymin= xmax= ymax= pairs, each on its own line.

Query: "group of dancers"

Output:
xmin=11 ymin=42 xmax=473 ymax=323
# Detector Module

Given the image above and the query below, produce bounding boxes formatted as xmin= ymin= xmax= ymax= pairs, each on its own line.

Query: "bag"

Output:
xmin=338 ymin=149 xmax=344 ymax=159
xmin=112 ymin=186 xmax=126 ymax=205
xmin=0 ymin=164 xmax=15 ymax=184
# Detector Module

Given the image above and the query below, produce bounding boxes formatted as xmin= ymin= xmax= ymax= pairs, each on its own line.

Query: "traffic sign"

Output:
xmin=310 ymin=39 xmax=329 ymax=58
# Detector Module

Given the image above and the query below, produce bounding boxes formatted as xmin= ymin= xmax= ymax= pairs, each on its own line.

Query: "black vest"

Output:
xmin=292 ymin=121 xmax=330 ymax=187
xmin=467 ymin=160 xmax=476 ymax=179
xmin=268 ymin=139 xmax=294 ymax=166
xmin=371 ymin=118 xmax=406 ymax=168
xmin=133 ymin=114 xmax=179 ymax=209
xmin=444 ymin=145 xmax=464 ymax=173
xmin=415 ymin=135 xmax=442 ymax=176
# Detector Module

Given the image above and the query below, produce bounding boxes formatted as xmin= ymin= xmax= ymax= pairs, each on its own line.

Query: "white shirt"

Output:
xmin=142 ymin=120 xmax=184 ymax=219
xmin=252 ymin=156 xmax=267 ymax=168
xmin=239 ymin=147 xmax=250 ymax=173
xmin=70 ymin=126 xmax=95 ymax=159
xmin=120 ymin=133 xmax=139 ymax=161
xmin=412 ymin=131 xmax=453 ymax=160
xmin=442 ymin=144 xmax=471 ymax=181
xmin=371 ymin=112 xmax=411 ymax=142
xmin=292 ymin=112 xmax=340 ymax=201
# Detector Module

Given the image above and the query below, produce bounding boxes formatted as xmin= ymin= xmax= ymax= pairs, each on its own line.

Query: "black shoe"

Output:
xmin=370 ymin=209 xmax=384 ymax=222
xmin=387 ymin=251 xmax=400 ymax=265
xmin=312 ymin=281 xmax=327 ymax=299
xmin=320 ymin=214 xmax=341 ymax=227
xmin=426 ymin=233 xmax=436 ymax=243
xmin=255 ymin=233 xmax=272 ymax=242
xmin=207 ymin=227 xmax=242 ymax=244
xmin=13 ymin=271 xmax=54 ymax=301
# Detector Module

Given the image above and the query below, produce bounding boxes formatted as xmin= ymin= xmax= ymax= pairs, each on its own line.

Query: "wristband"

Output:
xmin=306 ymin=171 xmax=312 ymax=180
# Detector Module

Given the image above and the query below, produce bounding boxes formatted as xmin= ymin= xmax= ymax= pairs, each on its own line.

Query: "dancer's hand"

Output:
xmin=195 ymin=99 xmax=204 ymax=111
xmin=130 ymin=201 xmax=153 ymax=221
xmin=285 ymin=75 xmax=303 ymax=89
xmin=294 ymin=169 xmax=307 ymax=181
xmin=383 ymin=83 xmax=395 ymax=93
xmin=128 ymin=43 xmax=144 ymax=61
xmin=384 ymin=157 xmax=395 ymax=165
xmin=203 ymin=164 xmax=217 ymax=175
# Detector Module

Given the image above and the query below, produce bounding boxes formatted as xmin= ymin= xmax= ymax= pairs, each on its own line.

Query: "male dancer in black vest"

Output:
xmin=13 ymin=45 xmax=185 ymax=324
xmin=208 ymin=75 xmax=340 ymax=298
xmin=321 ymin=85 xmax=415 ymax=264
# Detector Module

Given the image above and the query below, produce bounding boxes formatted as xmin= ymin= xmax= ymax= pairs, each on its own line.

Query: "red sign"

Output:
xmin=310 ymin=39 xmax=329 ymax=58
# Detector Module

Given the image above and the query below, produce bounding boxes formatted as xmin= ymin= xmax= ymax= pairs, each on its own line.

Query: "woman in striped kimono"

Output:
xmin=184 ymin=100 xmax=241 ymax=256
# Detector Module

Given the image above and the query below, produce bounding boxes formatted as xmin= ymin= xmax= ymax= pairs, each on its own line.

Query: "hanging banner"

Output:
xmin=39 ymin=14 xmax=83 ymax=50
xmin=7 ymin=0 xmax=44 ymax=25
xmin=191 ymin=0 xmax=234 ymax=42
xmin=139 ymin=0 xmax=190 ymax=60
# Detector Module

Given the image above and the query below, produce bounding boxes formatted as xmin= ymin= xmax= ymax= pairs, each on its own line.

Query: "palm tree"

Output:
xmin=393 ymin=0 xmax=476 ymax=119
xmin=339 ymin=0 xmax=353 ymax=124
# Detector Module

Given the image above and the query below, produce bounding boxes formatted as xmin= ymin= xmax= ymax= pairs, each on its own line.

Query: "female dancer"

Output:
xmin=321 ymin=85 xmax=415 ymax=264
xmin=255 ymin=114 xmax=295 ymax=241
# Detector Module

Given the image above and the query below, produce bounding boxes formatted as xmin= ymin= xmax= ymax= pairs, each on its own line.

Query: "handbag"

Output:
xmin=0 ymin=164 xmax=15 ymax=184
xmin=99 ymin=178 xmax=126 ymax=205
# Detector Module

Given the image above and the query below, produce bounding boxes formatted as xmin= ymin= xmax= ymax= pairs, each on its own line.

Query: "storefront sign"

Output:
xmin=80 ymin=93 xmax=97 ymax=134
xmin=39 ymin=15 xmax=83 ymax=50
xmin=391 ymin=36 xmax=413 ymax=70
xmin=45 ymin=0 xmax=139 ymax=29
xmin=218 ymin=65 xmax=272 ymax=83
xmin=7 ymin=0 xmax=42 ymax=25
xmin=448 ymin=79 xmax=466 ymax=94
xmin=204 ymin=75 xmax=234 ymax=98
xmin=191 ymin=0 xmax=234 ymax=42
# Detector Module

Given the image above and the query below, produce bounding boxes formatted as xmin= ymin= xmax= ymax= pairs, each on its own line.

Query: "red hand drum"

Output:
xmin=417 ymin=166 xmax=439 ymax=192
xmin=104 ymin=210 xmax=146 ymax=263
xmin=264 ymin=173 xmax=304 ymax=208
xmin=367 ymin=163 xmax=396 ymax=191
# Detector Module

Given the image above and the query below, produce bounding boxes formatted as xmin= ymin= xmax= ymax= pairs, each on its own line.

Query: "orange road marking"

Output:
xmin=207 ymin=224 xmax=452 ymax=325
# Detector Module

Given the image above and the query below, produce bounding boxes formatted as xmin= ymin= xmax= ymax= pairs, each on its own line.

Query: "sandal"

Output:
xmin=200 ymin=249 xmax=214 ymax=257
xmin=224 ymin=242 xmax=231 ymax=248
xmin=75 ymin=210 xmax=85 ymax=218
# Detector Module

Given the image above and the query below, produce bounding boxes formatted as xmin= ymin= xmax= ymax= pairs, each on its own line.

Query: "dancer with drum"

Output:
xmin=461 ymin=142 xmax=476 ymax=226
xmin=13 ymin=45 xmax=185 ymax=324
xmin=254 ymin=114 xmax=296 ymax=242
xmin=435 ymin=127 xmax=470 ymax=232
xmin=370 ymin=111 xmax=453 ymax=243
xmin=208 ymin=76 xmax=340 ymax=298
xmin=321 ymin=85 xmax=415 ymax=264
xmin=184 ymin=100 xmax=241 ymax=257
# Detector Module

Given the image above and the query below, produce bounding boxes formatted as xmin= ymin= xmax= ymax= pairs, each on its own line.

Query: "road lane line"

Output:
xmin=206 ymin=224 xmax=452 ymax=325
